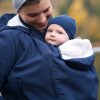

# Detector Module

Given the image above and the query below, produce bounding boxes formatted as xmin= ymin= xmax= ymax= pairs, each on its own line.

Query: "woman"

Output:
xmin=0 ymin=0 xmax=98 ymax=100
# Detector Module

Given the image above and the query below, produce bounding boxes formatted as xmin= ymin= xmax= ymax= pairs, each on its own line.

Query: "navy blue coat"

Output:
xmin=0 ymin=14 xmax=98 ymax=100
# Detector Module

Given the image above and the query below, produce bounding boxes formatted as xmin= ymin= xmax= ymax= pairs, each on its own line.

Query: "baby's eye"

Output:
xmin=56 ymin=30 xmax=63 ymax=34
xmin=47 ymin=30 xmax=52 ymax=32
xmin=58 ymin=31 xmax=63 ymax=34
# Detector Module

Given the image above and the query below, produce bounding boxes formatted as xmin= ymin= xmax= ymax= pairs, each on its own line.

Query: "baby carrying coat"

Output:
xmin=0 ymin=14 xmax=98 ymax=100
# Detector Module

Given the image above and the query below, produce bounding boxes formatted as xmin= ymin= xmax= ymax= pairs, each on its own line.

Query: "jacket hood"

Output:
xmin=0 ymin=14 xmax=28 ymax=35
xmin=0 ymin=13 xmax=15 ymax=26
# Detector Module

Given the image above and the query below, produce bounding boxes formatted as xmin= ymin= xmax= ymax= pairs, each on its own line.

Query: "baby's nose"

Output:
xmin=50 ymin=32 xmax=56 ymax=37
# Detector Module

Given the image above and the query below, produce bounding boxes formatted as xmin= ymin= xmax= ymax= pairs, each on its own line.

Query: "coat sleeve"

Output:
xmin=0 ymin=30 xmax=16 ymax=91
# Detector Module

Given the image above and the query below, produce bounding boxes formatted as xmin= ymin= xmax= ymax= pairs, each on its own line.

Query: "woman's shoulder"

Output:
xmin=0 ymin=26 xmax=29 ymax=38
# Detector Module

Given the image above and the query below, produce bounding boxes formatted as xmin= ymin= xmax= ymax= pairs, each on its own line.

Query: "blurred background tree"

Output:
xmin=55 ymin=0 xmax=100 ymax=41
xmin=0 ymin=0 xmax=100 ymax=99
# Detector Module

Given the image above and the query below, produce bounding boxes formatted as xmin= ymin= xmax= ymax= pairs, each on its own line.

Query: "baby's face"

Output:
xmin=45 ymin=24 xmax=69 ymax=46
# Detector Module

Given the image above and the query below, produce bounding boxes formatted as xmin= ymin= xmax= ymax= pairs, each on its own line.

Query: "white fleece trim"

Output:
xmin=7 ymin=15 xmax=27 ymax=28
xmin=59 ymin=38 xmax=94 ymax=60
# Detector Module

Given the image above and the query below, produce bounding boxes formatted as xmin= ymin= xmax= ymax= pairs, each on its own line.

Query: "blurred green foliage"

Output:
xmin=59 ymin=0 xmax=100 ymax=41
xmin=95 ymin=53 xmax=100 ymax=99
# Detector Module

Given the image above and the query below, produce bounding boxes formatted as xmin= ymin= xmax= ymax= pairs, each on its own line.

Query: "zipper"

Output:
xmin=46 ymin=44 xmax=58 ymax=99
xmin=29 ymin=29 xmax=58 ymax=99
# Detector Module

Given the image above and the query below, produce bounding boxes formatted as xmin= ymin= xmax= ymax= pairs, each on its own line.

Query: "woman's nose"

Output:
xmin=38 ymin=14 xmax=47 ymax=24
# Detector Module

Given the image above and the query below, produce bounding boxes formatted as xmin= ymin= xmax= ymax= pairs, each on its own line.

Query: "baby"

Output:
xmin=45 ymin=14 xmax=76 ymax=46
xmin=45 ymin=14 xmax=94 ymax=68
xmin=45 ymin=14 xmax=93 ymax=60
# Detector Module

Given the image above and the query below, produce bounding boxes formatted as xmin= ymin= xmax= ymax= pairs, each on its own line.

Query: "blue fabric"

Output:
xmin=0 ymin=96 xmax=2 ymax=100
xmin=0 ymin=13 xmax=15 ymax=27
xmin=0 ymin=14 xmax=98 ymax=100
